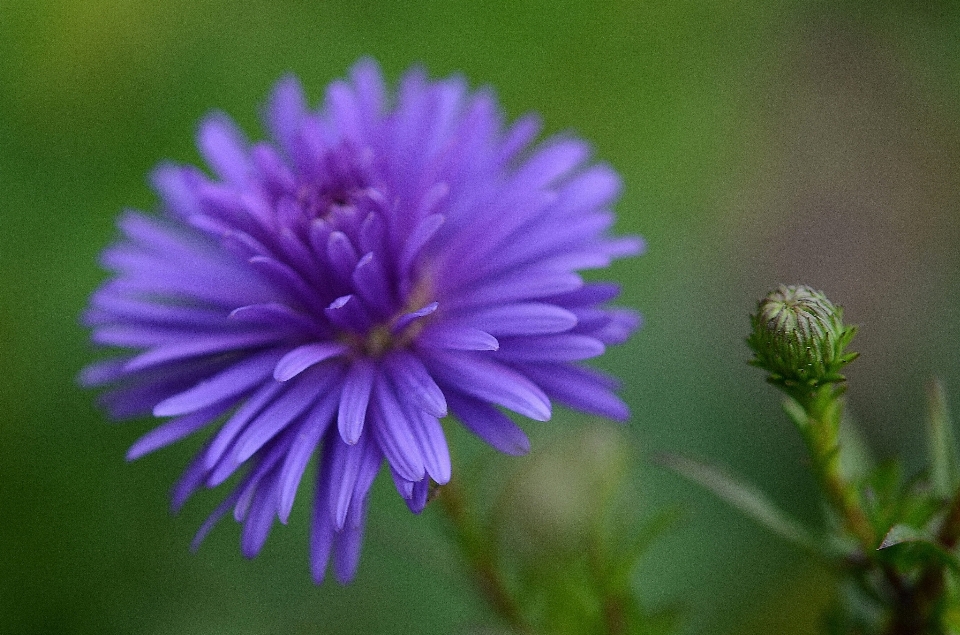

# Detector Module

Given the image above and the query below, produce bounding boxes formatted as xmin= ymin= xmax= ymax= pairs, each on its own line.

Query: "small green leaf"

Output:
xmin=878 ymin=523 xmax=960 ymax=573
xmin=657 ymin=453 xmax=820 ymax=556
xmin=878 ymin=523 xmax=927 ymax=549
xmin=927 ymin=378 xmax=959 ymax=499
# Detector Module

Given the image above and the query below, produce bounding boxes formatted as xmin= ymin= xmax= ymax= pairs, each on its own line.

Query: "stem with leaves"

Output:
xmin=786 ymin=383 xmax=876 ymax=553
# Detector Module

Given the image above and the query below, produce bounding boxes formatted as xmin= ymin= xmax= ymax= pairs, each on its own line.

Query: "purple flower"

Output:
xmin=82 ymin=59 xmax=643 ymax=583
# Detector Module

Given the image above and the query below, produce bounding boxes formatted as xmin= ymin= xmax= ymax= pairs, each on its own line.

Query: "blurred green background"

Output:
xmin=2 ymin=1 xmax=960 ymax=633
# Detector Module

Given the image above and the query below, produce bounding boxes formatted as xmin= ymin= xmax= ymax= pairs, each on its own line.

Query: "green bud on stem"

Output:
xmin=747 ymin=285 xmax=858 ymax=392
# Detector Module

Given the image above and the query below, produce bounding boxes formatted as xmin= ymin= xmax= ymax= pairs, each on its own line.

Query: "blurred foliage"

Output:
xmin=439 ymin=424 xmax=681 ymax=634
xmin=2 ymin=1 xmax=960 ymax=634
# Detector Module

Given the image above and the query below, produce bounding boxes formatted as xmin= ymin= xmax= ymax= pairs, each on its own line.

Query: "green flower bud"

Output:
xmin=747 ymin=285 xmax=858 ymax=389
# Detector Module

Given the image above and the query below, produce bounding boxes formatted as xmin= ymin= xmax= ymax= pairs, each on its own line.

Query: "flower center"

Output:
xmin=349 ymin=278 xmax=437 ymax=359
xmin=296 ymin=144 xmax=373 ymax=222
xmin=362 ymin=324 xmax=394 ymax=357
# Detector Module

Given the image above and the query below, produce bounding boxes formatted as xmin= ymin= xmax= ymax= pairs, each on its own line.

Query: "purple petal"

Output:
xmin=100 ymin=360 xmax=227 ymax=419
xmin=511 ymin=138 xmax=589 ymax=190
xmin=400 ymin=213 xmax=445 ymax=273
xmin=153 ymin=350 xmax=280 ymax=417
xmin=605 ymin=235 xmax=646 ymax=258
xmin=324 ymin=294 xmax=373 ymax=333
xmin=248 ymin=256 xmax=323 ymax=312
xmin=418 ymin=324 xmax=499 ymax=351
xmin=350 ymin=57 xmax=386 ymax=121
xmin=391 ymin=470 xmax=429 ymax=513
xmin=549 ymin=282 xmax=621 ymax=307
xmin=125 ymin=331 xmax=281 ymax=373
xmin=467 ymin=303 xmax=578 ymax=336
xmin=276 ymin=391 xmax=339 ymax=523
xmin=231 ymin=430 xmax=295 ymax=522
xmin=345 ymin=441 xmax=381 ymax=524
xmin=385 ymin=351 xmax=447 ymax=418
xmin=405 ymin=407 xmax=450 ymax=484
xmin=583 ymin=308 xmax=642 ymax=345
xmin=77 ymin=358 xmax=127 ymax=388
xmin=327 ymin=434 xmax=370 ymax=530
xmin=127 ymin=401 xmax=230 ymax=461
xmin=265 ymin=75 xmax=308 ymax=156
xmin=358 ymin=212 xmax=385 ymax=255
xmin=90 ymin=324 xmax=193 ymax=348
xmin=171 ymin=449 xmax=211 ymax=512
xmin=197 ymin=113 xmax=250 ymax=184
xmin=118 ymin=211 xmax=203 ymax=255
xmin=338 ymin=358 xmax=377 ymax=444
xmin=425 ymin=350 xmax=551 ymax=421
xmin=241 ymin=478 xmax=279 ymax=558
xmin=326 ymin=231 xmax=360 ymax=283
xmin=326 ymin=80 xmax=363 ymax=141
xmin=371 ymin=378 xmax=425 ymax=482
xmin=191 ymin=489 xmax=242 ymax=552
xmin=278 ymin=226 xmax=323 ymax=286
xmin=406 ymin=479 xmax=430 ymax=514
xmin=251 ymin=143 xmax=296 ymax=193
xmin=390 ymin=302 xmax=438 ymax=335
xmin=524 ymin=364 xmax=630 ymax=421
xmin=274 ymin=342 xmax=349 ymax=382
xmin=452 ymin=212 xmax=614 ymax=287
xmin=310 ymin=510 xmax=334 ymax=583
xmin=89 ymin=290 xmax=228 ymax=327
xmin=551 ymin=164 xmax=622 ymax=215
xmin=203 ymin=380 xmax=283 ymax=470
xmin=151 ymin=163 xmax=202 ymax=218
xmin=447 ymin=393 xmax=530 ymax=456
xmin=332 ymin=505 xmax=367 ymax=584
xmin=229 ymin=302 xmax=323 ymax=335
xmin=102 ymin=251 xmax=270 ymax=308
xmin=496 ymin=335 xmax=605 ymax=362
xmin=447 ymin=270 xmax=583 ymax=309
xmin=351 ymin=253 xmax=394 ymax=316
xmin=390 ymin=466 xmax=414 ymax=500
xmin=231 ymin=365 xmax=341 ymax=465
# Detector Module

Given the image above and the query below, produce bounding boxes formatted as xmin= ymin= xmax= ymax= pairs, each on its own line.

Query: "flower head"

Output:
xmin=748 ymin=284 xmax=858 ymax=389
xmin=82 ymin=59 xmax=642 ymax=583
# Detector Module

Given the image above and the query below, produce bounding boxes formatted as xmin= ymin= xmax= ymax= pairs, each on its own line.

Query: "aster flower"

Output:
xmin=82 ymin=59 xmax=643 ymax=583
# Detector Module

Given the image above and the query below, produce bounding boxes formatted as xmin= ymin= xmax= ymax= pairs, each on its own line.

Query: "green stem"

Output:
xmin=794 ymin=384 xmax=876 ymax=552
xmin=937 ymin=486 xmax=960 ymax=550
xmin=436 ymin=477 xmax=532 ymax=634
xmin=585 ymin=531 xmax=628 ymax=635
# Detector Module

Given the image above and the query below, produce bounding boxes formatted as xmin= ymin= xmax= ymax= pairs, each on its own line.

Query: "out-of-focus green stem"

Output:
xmin=436 ymin=477 xmax=532 ymax=634
xmin=938 ymin=486 xmax=960 ymax=550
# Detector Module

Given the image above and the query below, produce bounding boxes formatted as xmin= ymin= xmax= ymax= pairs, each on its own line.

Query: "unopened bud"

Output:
xmin=747 ymin=285 xmax=858 ymax=388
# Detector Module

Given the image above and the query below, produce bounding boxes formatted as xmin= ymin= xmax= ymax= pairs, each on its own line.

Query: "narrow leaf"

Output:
xmin=927 ymin=378 xmax=959 ymax=499
xmin=878 ymin=523 xmax=960 ymax=573
xmin=878 ymin=523 xmax=927 ymax=549
xmin=658 ymin=453 xmax=820 ymax=555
